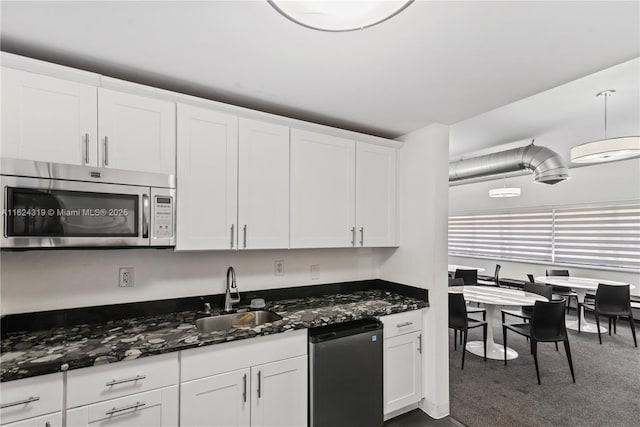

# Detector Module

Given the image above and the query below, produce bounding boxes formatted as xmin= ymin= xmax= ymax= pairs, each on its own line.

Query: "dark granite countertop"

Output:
xmin=1 ymin=282 xmax=427 ymax=382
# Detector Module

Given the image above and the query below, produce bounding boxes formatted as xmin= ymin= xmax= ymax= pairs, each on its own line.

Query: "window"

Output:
xmin=553 ymin=204 xmax=640 ymax=270
xmin=448 ymin=203 xmax=640 ymax=271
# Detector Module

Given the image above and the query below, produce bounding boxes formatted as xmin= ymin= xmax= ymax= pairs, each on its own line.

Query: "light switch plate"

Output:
xmin=275 ymin=260 xmax=285 ymax=276
xmin=310 ymin=264 xmax=320 ymax=280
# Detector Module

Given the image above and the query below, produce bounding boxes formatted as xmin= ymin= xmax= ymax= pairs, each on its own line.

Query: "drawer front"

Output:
xmin=0 ymin=373 xmax=62 ymax=425
xmin=380 ymin=310 xmax=422 ymax=338
xmin=181 ymin=329 xmax=308 ymax=382
xmin=66 ymin=353 xmax=178 ymax=409
xmin=1 ymin=411 xmax=62 ymax=427
xmin=66 ymin=386 xmax=178 ymax=426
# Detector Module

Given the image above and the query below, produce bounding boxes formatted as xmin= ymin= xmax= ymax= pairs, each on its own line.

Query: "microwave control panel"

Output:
xmin=154 ymin=196 xmax=174 ymax=238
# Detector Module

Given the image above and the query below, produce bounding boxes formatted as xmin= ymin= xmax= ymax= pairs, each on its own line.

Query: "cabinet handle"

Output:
xmin=230 ymin=224 xmax=235 ymax=249
xmin=350 ymin=227 xmax=356 ymax=247
xmin=243 ymin=224 xmax=247 ymax=249
xmin=84 ymin=133 xmax=90 ymax=164
xmin=359 ymin=227 xmax=364 ymax=246
xmin=104 ymin=136 xmax=109 ymax=166
xmin=418 ymin=334 xmax=422 ymax=354
xmin=397 ymin=322 xmax=413 ymax=328
xmin=242 ymin=373 xmax=247 ymax=402
xmin=105 ymin=374 xmax=146 ymax=387
xmin=257 ymin=370 xmax=262 ymax=399
xmin=142 ymin=194 xmax=150 ymax=239
xmin=0 ymin=395 xmax=40 ymax=409
xmin=105 ymin=401 xmax=146 ymax=416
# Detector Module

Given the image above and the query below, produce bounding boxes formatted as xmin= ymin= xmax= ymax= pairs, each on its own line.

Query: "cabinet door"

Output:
xmin=238 ymin=119 xmax=289 ymax=249
xmin=65 ymin=386 xmax=178 ymax=427
xmin=180 ymin=368 xmax=250 ymax=427
xmin=98 ymin=88 xmax=175 ymax=174
xmin=356 ymin=141 xmax=397 ymax=247
xmin=175 ymin=104 xmax=238 ymax=250
xmin=1 ymin=67 xmax=98 ymax=166
xmin=251 ymin=356 xmax=307 ymax=427
xmin=384 ymin=331 xmax=422 ymax=415
xmin=290 ymin=129 xmax=355 ymax=248
xmin=2 ymin=412 xmax=62 ymax=427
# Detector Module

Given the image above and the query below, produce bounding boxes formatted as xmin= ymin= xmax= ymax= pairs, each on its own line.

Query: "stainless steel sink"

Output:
xmin=195 ymin=310 xmax=282 ymax=333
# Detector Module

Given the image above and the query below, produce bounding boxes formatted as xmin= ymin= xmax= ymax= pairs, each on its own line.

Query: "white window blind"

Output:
xmin=553 ymin=204 xmax=640 ymax=270
xmin=448 ymin=203 xmax=640 ymax=271
xmin=448 ymin=211 xmax=553 ymax=262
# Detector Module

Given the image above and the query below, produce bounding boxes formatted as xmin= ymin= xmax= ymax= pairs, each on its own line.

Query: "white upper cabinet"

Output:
xmin=176 ymin=104 xmax=238 ymax=251
xmin=1 ymin=67 xmax=98 ymax=166
xmin=98 ymin=88 xmax=176 ymax=174
xmin=238 ymin=119 xmax=289 ymax=249
xmin=290 ymin=129 xmax=356 ymax=248
xmin=356 ymin=141 xmax=398 ymax=247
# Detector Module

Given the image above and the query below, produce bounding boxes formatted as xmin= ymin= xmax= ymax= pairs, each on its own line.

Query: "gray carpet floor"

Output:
xmin=449 ymin=310 xmax=640 ymax=427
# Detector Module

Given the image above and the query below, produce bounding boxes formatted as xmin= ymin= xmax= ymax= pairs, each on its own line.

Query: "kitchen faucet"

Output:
xmin=224 ymin=266 xmax=241 ymax=312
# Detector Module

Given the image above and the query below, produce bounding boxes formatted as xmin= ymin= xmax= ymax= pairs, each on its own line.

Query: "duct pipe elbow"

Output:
xmin=521 ymin=145 xmax=569 ymax=184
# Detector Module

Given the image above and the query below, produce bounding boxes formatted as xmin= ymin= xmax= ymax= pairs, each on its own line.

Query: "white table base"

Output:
xmin=565 ymin=289 xmax=607 ymax=334
xmin=465 ymin=304 xmax=519 ymax=360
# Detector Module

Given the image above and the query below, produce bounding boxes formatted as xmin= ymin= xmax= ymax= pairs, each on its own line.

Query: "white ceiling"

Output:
xmin=1 ymin=1 xmax=639 ymax=144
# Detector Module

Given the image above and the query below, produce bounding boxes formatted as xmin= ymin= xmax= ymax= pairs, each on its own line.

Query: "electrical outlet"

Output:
xmin=310 ymin=264 xmax=320 ymax=280
xmin=119 ymin=267 xmax=135 ymax=287
xmin=275 ymin=260 xmax=285 ymax=276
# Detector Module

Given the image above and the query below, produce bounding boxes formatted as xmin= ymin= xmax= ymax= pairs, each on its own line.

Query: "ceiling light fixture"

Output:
xmin=489 ymin=177 xmax=521 ymax=198
xmin=267 ymin=0 xmax=414 ymax=32
xmin=570 ymin=90 xmax=640 ymax=163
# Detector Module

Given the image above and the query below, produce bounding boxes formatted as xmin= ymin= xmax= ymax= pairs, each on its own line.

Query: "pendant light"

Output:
xmin=489 ymin=176 xmax=521 ymax=198
xmin=267 ymin=0 xmax=414 ymax=32
xmin=570 ymin=90 xmax=640 ymax=163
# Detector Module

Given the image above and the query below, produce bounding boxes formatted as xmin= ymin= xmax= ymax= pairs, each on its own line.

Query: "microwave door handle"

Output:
xmin=142 ymin=194 xmax=150 ymax=239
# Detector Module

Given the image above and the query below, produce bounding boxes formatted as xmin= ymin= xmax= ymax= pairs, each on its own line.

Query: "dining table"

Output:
xmin=448 ymin=264 xmax=486 ymax=273
xmin=534 ymin=276 xmax=634 ymax=333
xmin=449 ymin=285 xmax=548 ymax=360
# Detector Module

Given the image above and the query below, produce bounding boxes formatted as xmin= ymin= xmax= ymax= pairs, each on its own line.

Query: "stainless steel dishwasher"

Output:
xmin=309 ymin=318 xmax=384 ymax=427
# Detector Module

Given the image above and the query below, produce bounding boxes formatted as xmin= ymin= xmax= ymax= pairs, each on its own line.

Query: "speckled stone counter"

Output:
xmin=1 ymin=283 xmax=427 ymax=382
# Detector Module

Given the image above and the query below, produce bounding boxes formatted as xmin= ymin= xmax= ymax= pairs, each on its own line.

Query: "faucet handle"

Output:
xmin=204 ymin=302 xmax=212 ymax=314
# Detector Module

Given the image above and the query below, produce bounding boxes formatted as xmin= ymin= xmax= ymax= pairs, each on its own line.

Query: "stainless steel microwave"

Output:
xmin=1 ymin=159 xmax=176 ymax=249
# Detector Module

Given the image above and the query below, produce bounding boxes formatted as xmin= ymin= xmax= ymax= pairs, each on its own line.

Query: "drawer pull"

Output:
xmin=397 ymin=322 xmax=413 ymax=328
xmin=0 ymin=395 xmax=40 ymax=409
xmin=105 ymin=401 xmax=146 ymax=416
xmin=105 ymin=375 xmax=146 ymax=387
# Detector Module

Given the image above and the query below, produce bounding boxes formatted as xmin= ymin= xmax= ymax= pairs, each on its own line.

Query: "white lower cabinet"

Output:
xmin=180 ymin=329 xmax=308 ymax=427
xmin=180 ymin=368 xmax=251 ymax=427
xmin=1 ymin=412 xmax=62 ymax=427
xmin=65 ymin=386 xmax=178 ymax=427
xmin=250 ymin=356 xmax=307 ymax=427
xmin=380 ymin=310 xmax=423 ymax=417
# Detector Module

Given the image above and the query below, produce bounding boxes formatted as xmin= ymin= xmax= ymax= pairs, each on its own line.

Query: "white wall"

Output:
xmin=449 ymin=157 xmax=640 ymax=293
xmin=380 ymin=123 xmax=450 ymax=419
xmin=0 ymin=248 xmax=380 ymax=314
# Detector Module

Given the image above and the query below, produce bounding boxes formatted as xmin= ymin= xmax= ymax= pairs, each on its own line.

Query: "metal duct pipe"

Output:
xmin=449 ymin=143 xmax=569 ymax=185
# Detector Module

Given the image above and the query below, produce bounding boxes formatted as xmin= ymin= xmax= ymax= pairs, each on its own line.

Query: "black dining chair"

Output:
xmin=579 ymin=284 xmax=637 ymax=347
xmin=449 ymin=277 xmax=486 ymax=321
xmin=546 ymin=269 xmax=578 ymax=313
xmin=501 ymin=282 xmax=554 ymax=323
xmin=503 ymin=299 xmax=576 ymax=385
xmin=493 ymin=264 xmax=502 ymax=287
xmin=449 ymin=292 xmax=487 ymax=370
xmin=454 ymin=269 xmax=478 ymax=286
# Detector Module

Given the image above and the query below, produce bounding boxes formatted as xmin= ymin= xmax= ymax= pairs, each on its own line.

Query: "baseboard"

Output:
xmin=419 ymin=398 xmax=450 ymax=419
xmin=383 ymin=403 xmax=420 ymax=421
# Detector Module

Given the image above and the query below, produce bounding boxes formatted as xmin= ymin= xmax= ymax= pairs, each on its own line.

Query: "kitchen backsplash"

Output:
xmin=0 ymin=247 xmax=381 ymax=314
